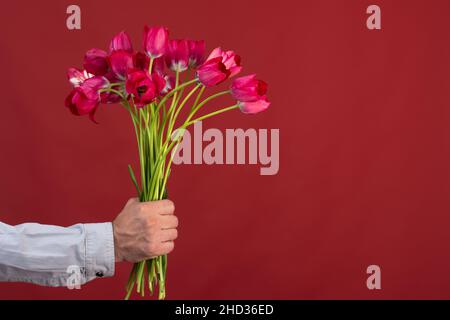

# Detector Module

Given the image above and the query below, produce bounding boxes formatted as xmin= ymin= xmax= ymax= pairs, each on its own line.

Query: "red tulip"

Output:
xmin=133 ymin=52 xmax=150 ymax=71
xmin=83 ymin=48 xmax=109 ymax=76
xmin=143 ymin=26 xmax=169 ymax=58
xmin=196 ymin=57 xmax=230 ymax=87
xmin=231 ymin=74 xmax=267 ymax=102
xmin=109 ymin=31 xmax=133 ymax=53
xmin=166 ymin=39 xmax=189 ymax=72
xmin=125 ymin=69 xmax=165 ymax=107
xmin=109 ymin=50 xmax=134 ymax=80
xmin=206 ymin=47 xmax=242 ymax=77
xmin=150 ymin=72 xmax=166 ymax=96
xmin=65 ymin=76 xmax=108 ymax=122
xmin=152 ymin=57 xmax=166 ymax=75
xmin=238 ymin=96 xmax=270 ymax=114
xmin=187 ymin=40 xmax=205 ymax=68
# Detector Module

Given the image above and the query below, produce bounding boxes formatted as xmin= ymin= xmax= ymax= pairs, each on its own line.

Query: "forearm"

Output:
xmin=0 ymin=222 xmax=115 ymax=287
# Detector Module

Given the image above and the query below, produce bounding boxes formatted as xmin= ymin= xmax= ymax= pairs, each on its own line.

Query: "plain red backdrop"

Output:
xmin=1 ymin=0 xmax=450 ymax=299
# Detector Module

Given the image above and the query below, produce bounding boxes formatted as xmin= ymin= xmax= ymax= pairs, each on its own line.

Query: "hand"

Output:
xmin=112 ymin=198 xmax=178 ymax=263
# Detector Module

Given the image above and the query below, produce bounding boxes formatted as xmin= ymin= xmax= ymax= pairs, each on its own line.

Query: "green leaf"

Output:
xmin=128 ymin=164 xmax=141 ymax=196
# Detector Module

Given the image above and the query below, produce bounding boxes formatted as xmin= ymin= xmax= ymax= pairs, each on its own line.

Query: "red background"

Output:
xmin=1 ymin=0 xmax=450 ymax=299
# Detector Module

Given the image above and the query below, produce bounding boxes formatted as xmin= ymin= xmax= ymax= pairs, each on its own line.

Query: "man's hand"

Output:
xmin=112 ymin=198 xmax=178 ymax=262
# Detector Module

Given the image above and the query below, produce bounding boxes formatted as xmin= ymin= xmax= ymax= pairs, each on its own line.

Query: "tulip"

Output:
xmin=143 ymin=26 xmax=169 ymax=58
xmin=125 ymin=69 xmax=165 ymax=107
xmin=151 ymin=72 xmax=167 ymax=96
xmin=83 ymin=48 xmax=109 ymax=76
xmin=166 ymin=39 xmax=189 ymax=72
xmin=109 ymin=31 xmax=133 ymax=53
xmin=161 ymin=75 xmax=175 ymax=95
xmin=196 ymin=57 xmax=230 ymax=87
xmin=206 ymin=47 xmax=242 ymax=77
xmin=99 ymin=71 xmax=122 ymax=104
xmin=134 ymin=52 xmax=149 ymax=71
xmin=109 ymin=50 xmax=134 ymax=80
xmin=187 ymin=40 xmax=205 ymax=68
xmin=152 ymin=57 xmax=166 ymax=75
xmin=65 ymin=76 xmax=108 ymax=121
xmin=67 ymin=67 xmax=93 ymax=87
xmin=231 ymin=74 xmax=267 ymax=102
xmin=238 ymin=96 xmax=270 ymax=114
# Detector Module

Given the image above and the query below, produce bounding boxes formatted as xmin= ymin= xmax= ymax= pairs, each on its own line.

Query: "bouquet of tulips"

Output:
xmin=65 ymin=25 xmax=270 ymax=299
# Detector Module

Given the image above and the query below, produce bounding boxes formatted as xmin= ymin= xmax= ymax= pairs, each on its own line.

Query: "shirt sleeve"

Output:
xmin=0 ymin=221 xmax=115 ymax=287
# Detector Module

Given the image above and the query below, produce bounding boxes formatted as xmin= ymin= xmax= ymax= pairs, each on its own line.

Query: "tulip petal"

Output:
xmin=83 ymin=48 xmax=109 ymax=76
xmin=109 ymin=51 xmax=134 ymax=79
xmin=238 ymin=96 xmax=270 ymax=114
xmin=196 ymin=57 xmax=230 ymax=87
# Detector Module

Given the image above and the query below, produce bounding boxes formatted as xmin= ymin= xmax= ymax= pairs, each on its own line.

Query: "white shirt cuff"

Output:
xmin=84 ymin=222 xmax=115 ymax=281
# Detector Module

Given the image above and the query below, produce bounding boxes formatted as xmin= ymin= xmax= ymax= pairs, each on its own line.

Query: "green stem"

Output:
xmin=155 ymin=78 xmax=197 ymax=113
xmin=148 ymin=57 xmax=154 ymax=74
xmin=186 ymin=104 xmax=239 ymax=127
xmin=185 ymin=90 xmax=231 ymax=124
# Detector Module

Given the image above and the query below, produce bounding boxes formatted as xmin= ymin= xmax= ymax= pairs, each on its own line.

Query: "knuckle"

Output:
xmin=137 ymin=203 xmax=147 ymax=215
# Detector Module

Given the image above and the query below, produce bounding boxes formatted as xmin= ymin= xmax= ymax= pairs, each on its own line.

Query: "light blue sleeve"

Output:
xmin=0 ymin=221 xmax=115 ymax=287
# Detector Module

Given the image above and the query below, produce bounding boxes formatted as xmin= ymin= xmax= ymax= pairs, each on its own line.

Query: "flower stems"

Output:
xmin=123 ymin=75 xmax=238 ymax=300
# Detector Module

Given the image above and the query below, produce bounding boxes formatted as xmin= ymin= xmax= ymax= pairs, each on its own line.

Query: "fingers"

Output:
xmin=160 ymin=215 xmax=178 ymax=230
xmin=159 ymin=241 xmax=175 ymax=255
xmin=161 ymin=229 xmax=178 ymax=242
xmin=139 ymin=199 xmax=175 ymax=216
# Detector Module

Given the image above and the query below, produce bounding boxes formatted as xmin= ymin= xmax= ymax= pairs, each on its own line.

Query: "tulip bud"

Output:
xmin=109 ymin=31 xmax=133 ymax=53
xmin=231 ymin=74 xmax=267 ymax=102
xmin=187 ymin=40 xmax=205 ymax=68
xmin=143 ymin=26 xmax=169 ymax=58
xmin=196 ymin=57 xmax=230 ymax=87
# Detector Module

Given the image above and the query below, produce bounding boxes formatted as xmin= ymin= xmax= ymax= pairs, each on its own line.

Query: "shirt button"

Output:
xmin=95 ymin=271 xmax=104 ymax=277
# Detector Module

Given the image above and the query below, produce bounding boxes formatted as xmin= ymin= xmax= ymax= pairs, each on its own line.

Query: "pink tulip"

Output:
xmin=143 ymin=26 xmax=169 ymax=58
xmin=83 ymin=48 xmax=109 ymax=76
xmin=196 ymin=57 xmax=230 ymax=87
xmin=166 ymin=39 xmax=189 ymax=72
xmin=231 ymin=74 xmax=267 ymax=102
xmin=65 ymin=76 xmax=108 ymax=122
xmin=67 ymin=67 xmax=93 ymax=87
xmin=206 ymin=47 xmax=242 ymax=77
xmin=109 ymin=31 xmax=133 ymax=53
xmin=187 ymin=40 xmax=205 ymax=68
xmin=109 ymin=50 xmax=134 ymax=80
xmin=238 ymin=96 xmax=270 ymax=114
xmin=125 ymin=69 xmax=165 ymax=107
